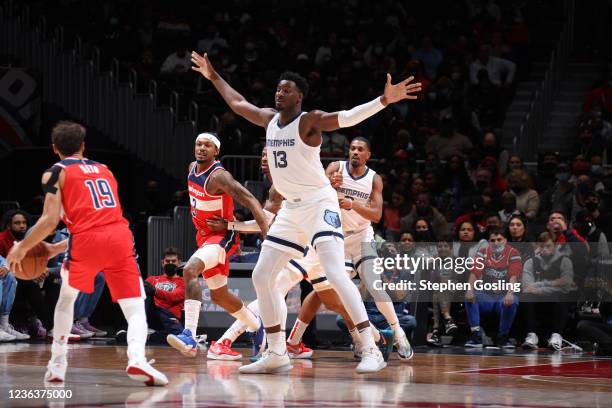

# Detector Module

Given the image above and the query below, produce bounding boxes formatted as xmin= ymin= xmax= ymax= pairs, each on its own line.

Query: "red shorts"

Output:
xmin=62 ymin=223 xmax=143 ymax=302
xmin=194 ymin=230 xmax=240 ymax=279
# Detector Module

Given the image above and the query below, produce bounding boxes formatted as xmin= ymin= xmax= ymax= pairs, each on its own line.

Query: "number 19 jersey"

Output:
xmin=265 ymin=112 xmax=330 ymax=202
xmin=53 ymin=157 xmax=127 ymax=234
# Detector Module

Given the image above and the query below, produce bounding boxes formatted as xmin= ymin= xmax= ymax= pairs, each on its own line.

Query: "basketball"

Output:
xmin=14 ymin=242 xmax=50 ymax=281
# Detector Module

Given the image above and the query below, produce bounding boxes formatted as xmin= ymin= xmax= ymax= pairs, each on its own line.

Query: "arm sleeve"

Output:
xmin=337 ymin=97 xmax=385 ymax=128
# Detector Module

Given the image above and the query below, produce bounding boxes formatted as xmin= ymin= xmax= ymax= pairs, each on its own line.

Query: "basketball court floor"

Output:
xmin=1 ymin=343 xmax=610 ymax=407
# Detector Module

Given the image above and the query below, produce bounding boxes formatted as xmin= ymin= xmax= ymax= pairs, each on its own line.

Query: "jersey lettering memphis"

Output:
xmin=266 ymin=139 xmax=296 ymax=147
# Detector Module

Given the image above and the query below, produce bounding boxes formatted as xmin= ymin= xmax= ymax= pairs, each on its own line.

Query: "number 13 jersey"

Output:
xmin=265 ymin=112 xmax=330 ymax=202
xmin=53 ymin=157 xmax=127 ymax=234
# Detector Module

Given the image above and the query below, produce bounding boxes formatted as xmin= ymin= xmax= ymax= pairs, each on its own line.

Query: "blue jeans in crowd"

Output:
xmin=74 ymin=272 xmax=105 ymax=320
xmin=0 ymin=272 xmax=17 ymax=316
xmin=465 ymin=291 xmax=519 ymax=336
xmin=336 ymin=302 xmax=417 ymax=336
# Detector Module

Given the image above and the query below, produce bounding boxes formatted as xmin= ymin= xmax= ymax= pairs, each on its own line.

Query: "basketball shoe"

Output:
xmin=126 ymin=359 xmax=168 ymax=386
xmin=286 ymin=341 xmax=313 ymax=359
xmin=239 ymin=349 xmax=292 ymax=374
xmin=167 ymin=329 xmax=198 ymax=357
xmin=207 ymin=339 xmax=242 ymax=360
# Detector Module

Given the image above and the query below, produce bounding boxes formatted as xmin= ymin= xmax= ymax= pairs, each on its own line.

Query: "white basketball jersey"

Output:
xmin=336 ymin=161 xmax=375 ymax=232
xmin=265 ymin=112 xmax=330 ymax=201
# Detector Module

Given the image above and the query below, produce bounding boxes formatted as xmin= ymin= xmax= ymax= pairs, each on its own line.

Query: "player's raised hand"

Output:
xmin=191 ymin=51 xmax=216 ymax=80
xmin=381 ymin=73 xmax=422 ymax=105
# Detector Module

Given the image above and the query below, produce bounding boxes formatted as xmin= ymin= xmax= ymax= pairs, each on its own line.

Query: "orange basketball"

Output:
xmin=14 ymin=242 xmax=50 ymax=280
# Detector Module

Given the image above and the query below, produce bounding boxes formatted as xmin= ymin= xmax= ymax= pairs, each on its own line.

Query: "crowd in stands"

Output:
xmin=2 ymin=0 xmax=611 ymax=354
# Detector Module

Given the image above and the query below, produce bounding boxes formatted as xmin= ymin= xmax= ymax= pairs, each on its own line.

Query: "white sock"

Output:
xmin=349 ymin=327 xmax=360 ymax=345
xmin=267 ymin=331 xmax=287 ymax=355
xmin=288 ymin=319 xmax=308 ymax=345
xmin=316 ymin=240 xmax=369 ymax=324
xmin=218 ymin=321 xmax=245 ymax=344
xmin=79 ymin=317 xmax=88 ymax=324
xmin=370 ymin=323 xmax=381 ymax=342
xmin=358 ymin=326 xmax=377 ymax=349
xmin=230 ymin=305 xmax=260 ymax=332
xmin=52 ymin=281 xmax=79 ymax=357
xmin=118 ymin=297 xmax=148 ymax=363
xmin=471 ymin=326 xmax=481 ymax=332
xmin=0 ymin=314 xmax=8 ymax=329
xmin=184 ymin=299 xmax=202 ymax=337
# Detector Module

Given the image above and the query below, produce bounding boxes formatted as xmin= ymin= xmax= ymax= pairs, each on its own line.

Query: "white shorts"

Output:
xmin=284 ymin=246 xmax=331 ymax=291
xmin=343 ymin=226 xmax=377 ymax=274
xmin=263 ymin=188 xmax=344 ymax=258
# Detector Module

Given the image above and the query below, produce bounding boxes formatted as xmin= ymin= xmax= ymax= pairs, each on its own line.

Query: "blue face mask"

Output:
xmin=556 ymin=172 xmax=570 ymax=182
xmin=591 ymin=165 xmax=603 ymax=175
xmin=491 ymin=243 xmax=505 ymax=256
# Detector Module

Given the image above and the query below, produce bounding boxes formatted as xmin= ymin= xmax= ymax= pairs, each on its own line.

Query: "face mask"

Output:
xmin=556 ymin=172 xmax=570 ymax=182
xmin=12 ymin=230 xmax=26 ymax=241
xmin=491 ymin=243 xmax=505 ymax=256
xmin=164 ymin=264 xmax=177 ymax=277
xmin=415 ymin=231 xmax=430 ymax=242
xmin=591 ymin=165 xmax=603 ymax=175
xmin=585 ymin=202 xmax=599 ymax=212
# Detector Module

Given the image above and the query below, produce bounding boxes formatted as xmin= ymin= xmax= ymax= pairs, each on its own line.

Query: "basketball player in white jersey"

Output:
xmin=191 ymin=51 xmax=421 ymax=373
xmin=206 ymin=150 xmax=355 ymax=360
xmin=287 ymin=137 xmax=414 ymax=360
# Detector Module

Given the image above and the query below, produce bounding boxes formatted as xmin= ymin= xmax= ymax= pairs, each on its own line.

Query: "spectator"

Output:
xmin=428 ymin=236 xmax=459 ymax=346
xmin=412 ymin=36 xmax=443 ymax=79
xmin=0 ymin=210 xmax=28 ymax=257
xmin=382 ymin=190 xmax=409 ymax=241
xmin=468 ymin=68 xmax=504 ymax=127
xmin=464 ymin=227 xmax=521 ymax=349
xmin=506 ymin=213 xmax=534 ymax=262
xmin=457 ymin=167 xmax=499 ymax=227
xmin=576 ymin=301 xmax=612 ymax=356
xmin=546 ymin=211 xmax=590 ymax=289
xmin=507 ymin=169 xmax=540 ymax=221
xmin=400 ymin=192 xmax=449 ymax=239
xmin=521 ymin=232 xmax=576 ymax=350
xmin=144 ymin=247 xmax=185 ymax=339
xmin=0 ymin=210 xmax=54 ymax=340
xmin=0 ymin=255 xmax=28 ymax=341
xmin=484 ymin=212 xmax=503 ymax=232
xmin=573 ymin=210 xmax=610 ymax=262
xmin=477 ymin=157 xmax=508 ymax=194
xmin=498 ymin=191 xmax=520 ymax=225
xmin=582 ymin=64 xmax=612 ymax=116
xmin=479 ymin=130 xmax=509 ymax=176
xmin=425 ymin=111 xmax=473 ymax=160
xmin=159 ymin=46 xmax=191 ymax=75
xmin=320 ymin=130 xmax=349 ymax=157
xmin=469 ymin=44 xmax=516 ymax=87
xmin=535 ymin=152 xmax=560 ymax=193
xmin=444 ymin=154 xmax=475 ymax=217
xmin=453 ymin=220 xmax=488 ymax=279
xmin=540 ymin=164 xmax=575 ymax=218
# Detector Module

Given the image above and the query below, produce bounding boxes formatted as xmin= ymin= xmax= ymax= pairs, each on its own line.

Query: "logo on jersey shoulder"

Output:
xmin=323 ymin=210 xmax=341 ymax=228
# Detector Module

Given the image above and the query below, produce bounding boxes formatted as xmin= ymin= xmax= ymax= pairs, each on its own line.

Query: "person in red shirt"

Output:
xmin=145 ymin=247 xmax=185 ymax=336
xmin=464 ymin=227 xmax=521 ymax=349
xmin=0 ymin=210 xmax=28 ymax=257
xmin=7 ymin=121 xmax=167 ymax=386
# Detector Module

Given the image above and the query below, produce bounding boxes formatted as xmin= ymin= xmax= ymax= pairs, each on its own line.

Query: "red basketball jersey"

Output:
xmin=54 ymin=157 xmax=127 ymax=234
xmin=187 ymin=161 xmax=236 ymax=246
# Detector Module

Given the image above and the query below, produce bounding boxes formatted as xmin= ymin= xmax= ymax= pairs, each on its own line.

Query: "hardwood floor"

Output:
xmin=0 ymin=343 xmax=610 ymax=407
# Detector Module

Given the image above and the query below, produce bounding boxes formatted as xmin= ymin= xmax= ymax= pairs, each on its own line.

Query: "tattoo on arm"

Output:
xmin=211 ymin=170 xmax=258 ymax=207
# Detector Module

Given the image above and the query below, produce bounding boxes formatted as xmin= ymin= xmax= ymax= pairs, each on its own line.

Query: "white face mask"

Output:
xmin=491 ymin=243 xmax=505 ymax=255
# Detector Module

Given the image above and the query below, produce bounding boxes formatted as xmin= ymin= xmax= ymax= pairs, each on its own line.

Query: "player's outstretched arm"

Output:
xmin=209 ymin=170 xmax=269 ymax=237
xmin=304 ymin=74 xmax=422 ymax=132
xmin=7 ymin=170 xmax=63 ymax=273
xmin=191 ymin=51 xmax=276 ymax=128
xmin=339 ymin=174 xmax=383 ymax=223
